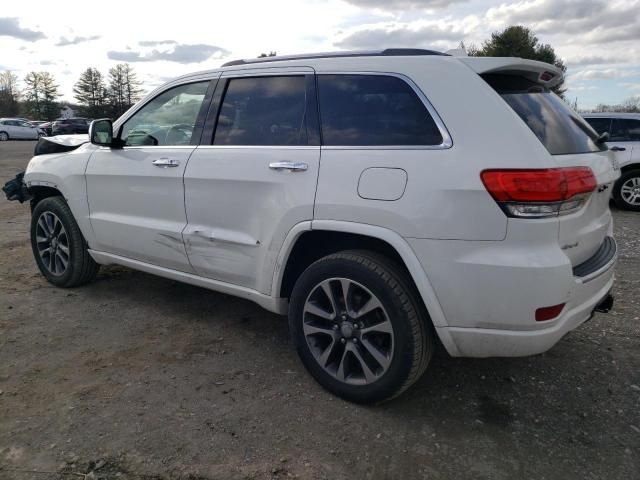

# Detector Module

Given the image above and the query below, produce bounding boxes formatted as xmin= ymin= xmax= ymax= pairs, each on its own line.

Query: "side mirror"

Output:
xmin=89 ymin=119 xmax=114 ymax=146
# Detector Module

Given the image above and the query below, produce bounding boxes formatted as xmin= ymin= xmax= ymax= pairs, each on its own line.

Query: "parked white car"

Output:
xmin=4 ymin=50 xmax=619 ymax=403
xmin=0 ymin=118 xmax=44 ymax=141
xmin=583 ymin=113 xmax=640 ymax=211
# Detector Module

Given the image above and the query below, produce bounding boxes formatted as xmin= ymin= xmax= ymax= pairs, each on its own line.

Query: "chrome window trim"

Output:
xmin=220 ymin=66 xmax=315 ymax=78
xmin=101 ymin=145 xmax=197 ymax=151
xmin=316 ymin=71 xmax=453 ymax=150
xmin=195 ymin=145 xmax=319 ymax=150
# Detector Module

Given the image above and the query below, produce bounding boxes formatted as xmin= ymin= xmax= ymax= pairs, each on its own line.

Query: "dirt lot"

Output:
xmin=0 ymin=140 xmax=638 ymax=480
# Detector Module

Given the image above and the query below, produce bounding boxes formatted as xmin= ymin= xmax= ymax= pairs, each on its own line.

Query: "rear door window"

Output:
xmin=213 ymin=76 xmax=308 ymax=146
xmin=584 ymin=117 xmax=612 ymax=137
xmin=483 ymin=74 xmax=606 ymax=155
xmin=610 ymin=118 xmax=640 ymax=142
xmin=317 ymin=74 xmax=444 ymax=146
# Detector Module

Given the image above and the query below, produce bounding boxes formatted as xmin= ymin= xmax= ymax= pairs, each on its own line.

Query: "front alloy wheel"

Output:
xmin=30 ymin=196 xmax=99 ymax=287
xmin=289 ymin=250 xmax=433 ymax=404
xmin=613 ymin=169 xmax=640 ymax=211
xmin=35 ymin=211 xmax=70 ymax=276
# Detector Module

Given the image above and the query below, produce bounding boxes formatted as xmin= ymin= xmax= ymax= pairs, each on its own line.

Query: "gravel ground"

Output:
xmin=0 ymin=141 xmax=638 ymax=480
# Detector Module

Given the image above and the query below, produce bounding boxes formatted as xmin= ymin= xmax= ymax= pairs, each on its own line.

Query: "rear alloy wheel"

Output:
xmin=302 ymin=278 xmax=395 ymax=385
xmin=613 ymin=169 xmax=640 ymax=211
xmin=289 ymin=250 xmax=433 ymax=404
xmin=0 ymin=132 xmax=9 ymax=141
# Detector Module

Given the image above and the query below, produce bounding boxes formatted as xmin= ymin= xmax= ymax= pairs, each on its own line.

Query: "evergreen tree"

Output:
xmin=40 ymin=72 xmax=61 ymax=120
xmin=23 ymin=72 xmax=44 ymax=119
xmin=123 ymin=64 xmax=143 ymax=108
xmin=469 ymin=26 xmax=567 ymax=96
xmin=108 ymin=63 xmax=142 ymax=117
xmin=73 ymin=68 xmax=107 ymax=117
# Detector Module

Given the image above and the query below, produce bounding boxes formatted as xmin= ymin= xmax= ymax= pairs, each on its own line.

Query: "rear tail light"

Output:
xmin=535 ymin=303 xmax=565 ymax=321
xmin=480 ymin=167 xmax=597 ymax=218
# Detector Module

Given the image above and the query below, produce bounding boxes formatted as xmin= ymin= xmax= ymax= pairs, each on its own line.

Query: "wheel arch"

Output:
xmin=274 ymin=220 xmax=459 ymax=355
xmin=28 ymin=185 xmax=65 ymax=211
xmin=620 ymin=162 xmax=640 ymax=174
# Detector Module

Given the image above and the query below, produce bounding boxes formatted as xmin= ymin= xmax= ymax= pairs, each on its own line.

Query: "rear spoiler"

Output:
xmin=459 ymin=57 xmax=564 ymax=88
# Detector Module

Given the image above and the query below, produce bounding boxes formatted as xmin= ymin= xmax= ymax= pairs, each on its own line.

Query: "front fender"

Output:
xmin=24 ymin=143 xmax=97 ymax=247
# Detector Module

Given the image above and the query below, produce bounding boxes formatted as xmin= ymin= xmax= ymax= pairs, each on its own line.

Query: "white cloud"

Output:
xmin=56 ymin=35 xmax=101 ymax=47
xmin=570 ymin=68 xmax=639 ymax=81
xmin=0 ymin=17 xmax=45 ymax=41
xmin=341 ymin=0 xmax=468 ymax=10
xmin=0 ymin=0 xmax=638 ymax=108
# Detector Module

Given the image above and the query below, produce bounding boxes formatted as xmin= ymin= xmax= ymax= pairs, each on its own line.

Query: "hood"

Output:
xmin=34 ymin=134 xmax=89 ymax=156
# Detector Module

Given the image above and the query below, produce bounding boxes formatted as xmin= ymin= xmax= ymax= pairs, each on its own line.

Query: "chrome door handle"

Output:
xmin=269 ymin=161 xmax=308 ymax=172
xmin=152 ymin=158 xmax=180 ymax=167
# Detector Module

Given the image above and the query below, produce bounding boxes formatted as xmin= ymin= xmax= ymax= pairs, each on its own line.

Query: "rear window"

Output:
xmin=483 ymin=74 xmax=606 ymax=155
xmin=317 ymin=74 xmax=443 ymax=146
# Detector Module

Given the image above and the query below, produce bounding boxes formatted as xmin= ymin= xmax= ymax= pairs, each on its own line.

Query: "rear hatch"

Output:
xmin=463 ymin=57 xmax=619 ymax=267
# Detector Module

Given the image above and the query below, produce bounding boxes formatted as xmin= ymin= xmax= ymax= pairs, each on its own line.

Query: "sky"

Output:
xmin=1 ymin=0 xmax=639 ymax=110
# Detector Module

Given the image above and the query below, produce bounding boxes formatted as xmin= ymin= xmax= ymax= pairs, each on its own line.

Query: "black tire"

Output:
xmin=0 ymin=131 xmax=9 ymax=141
xmin=613 ymin=169 xmax=640 ymax=211
xmin=30 ymin=196 xmax=99 ymax=287
xmin=289 ymin=250 xmax=433 ymax=404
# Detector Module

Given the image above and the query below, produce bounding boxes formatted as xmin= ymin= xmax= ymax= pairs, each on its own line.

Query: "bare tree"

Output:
xmin=0 ymin=71 xmax=20 ymax=116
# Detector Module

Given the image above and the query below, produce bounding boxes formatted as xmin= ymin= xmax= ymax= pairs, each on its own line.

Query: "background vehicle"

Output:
xmin=51 ymin=117 xmax=90 ymax=136
xmin=0 ymin=118 xmax=45 ymax=140
xmin=7 ymin=50 xmax=618 ymax=403
xmin=37 ymin=121 xmax=53 ymax=136
xmin=583 ymin=113 xmax=640 ymax=211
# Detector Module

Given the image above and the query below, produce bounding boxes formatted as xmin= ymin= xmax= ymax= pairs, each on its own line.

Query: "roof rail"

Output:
xmin=221 ymin=48 xmax=448 ymax=67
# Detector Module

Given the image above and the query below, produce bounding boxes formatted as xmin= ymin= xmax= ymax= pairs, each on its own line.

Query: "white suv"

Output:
xmin=4 ymin=50 xmax=619 ymax=403
xmin=583 ymin=113 xmax=640 ymax=211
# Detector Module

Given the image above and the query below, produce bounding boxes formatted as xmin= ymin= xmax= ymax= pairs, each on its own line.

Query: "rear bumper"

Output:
xmin=408 ymin=233 xmax=617 ymax=358
xmin=437 ymin=273 xmax=614 ymax=357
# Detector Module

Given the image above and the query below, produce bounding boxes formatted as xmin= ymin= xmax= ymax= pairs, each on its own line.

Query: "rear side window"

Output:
xmin=483 ymin=74 xmax=606 ymax=155
xmin=584 ymin=117 xmax=612 ymax=137
xmin=610 ymin=118 xmax=640 ymax=142
xmin=317 ymin=74 xmax=443 ymax=146
xmin=214 ymin=76 xmax=307 ymax=146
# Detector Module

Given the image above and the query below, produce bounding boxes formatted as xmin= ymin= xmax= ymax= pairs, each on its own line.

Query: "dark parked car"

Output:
xmin=38 ymin=121 xmax=53 ymax=136
xmin=51 ymin=118 xmax=90 ymax=136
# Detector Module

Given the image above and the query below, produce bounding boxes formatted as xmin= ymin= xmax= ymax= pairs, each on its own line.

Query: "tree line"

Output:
xmin=0 ymin=63 xmax=143 ymax=121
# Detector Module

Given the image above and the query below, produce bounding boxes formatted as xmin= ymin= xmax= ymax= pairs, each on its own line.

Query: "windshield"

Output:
xmin=483 ymin=74 xmax=606 ymax=156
